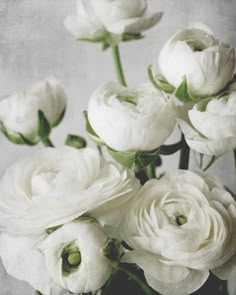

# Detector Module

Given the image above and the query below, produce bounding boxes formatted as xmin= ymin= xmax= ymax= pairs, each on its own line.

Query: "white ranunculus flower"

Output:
xmin=177 ymin=92 xmax=236 ymax=156
xmin=0 ymin=220 xmax=116 ymax=295
xmin=0 ymin=232 xmax=67 ymax=295
xmin=121 ymin=170 xmax=236 ymax=295
xmin=0 ymin=78 xmax=67 ymax=144
xmin=88 ymin=82 xmax=176 ymax=152
xmin=0 ymin=147 xmax=140 ymax=234
xmin=39 ymin=221 xmax=116 ymax=294
xmin=64 ymin=0 xmax=162 ymax=40
xmin=159 ymin=23 xmax=235 ymax=97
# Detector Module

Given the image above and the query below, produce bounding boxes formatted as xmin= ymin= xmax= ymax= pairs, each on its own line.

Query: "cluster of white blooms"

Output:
xmin=0 ymin=1 xmax=236 ymax=294
xmin=158 ymin=23 xmax=236 ymax=157
xmin=0 ymin=147 xmax=139 ymax=294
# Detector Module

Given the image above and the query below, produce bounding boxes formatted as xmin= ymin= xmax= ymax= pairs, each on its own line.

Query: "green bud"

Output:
xmin=65 ymin=134 xmax=87 ymax=149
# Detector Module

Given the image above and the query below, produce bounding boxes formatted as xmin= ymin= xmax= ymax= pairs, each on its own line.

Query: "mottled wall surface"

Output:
xmin=0 ymin=0 xmax=235 ymax=293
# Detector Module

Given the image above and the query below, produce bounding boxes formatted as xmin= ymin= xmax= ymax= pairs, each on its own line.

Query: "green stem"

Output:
xmin=41 ymin=137 xmax=54 ymax=147
xmin=179 ymin=133 xmax=190 ymax=170
xmin=160 ymin=141 xmax=182 ymax=155
xmin=117 ymin=265 xmax=153 ymax=295
xmin=145 ymin=163 xmax=156 ymax=179
xmin=112 ymin=45 xmax=127 ymax=86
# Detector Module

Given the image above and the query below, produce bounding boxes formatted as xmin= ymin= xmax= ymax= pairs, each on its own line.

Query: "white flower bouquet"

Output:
xmin=0 ymin=1 xmax=236 ymax=295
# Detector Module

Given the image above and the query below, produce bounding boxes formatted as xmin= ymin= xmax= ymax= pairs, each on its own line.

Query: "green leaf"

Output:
xmin=83 ymin=111 xmax=105 ymax=146
xmin=65 ymin=134 xmax=87 ymax=149
xmin=107 ymin=147 xmax=160 ymax=172
xmin=175 ymin=76 xmax=194 ymax=102
xmin=38 ymin=110 xmax=51 ymax=140
xmin=147 ymin=65 xmax=175 ymax=93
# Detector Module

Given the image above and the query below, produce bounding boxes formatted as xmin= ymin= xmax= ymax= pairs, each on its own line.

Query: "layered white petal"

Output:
xmin=107 ymin=12 xmax=163 ymax=34
xmin=0 ymin=233 xmax=66 ymax=295
xmin=65 ymin=0 xmax=161 ymax=39
xmin=88 ymin=82 xmax=176 ymax=151
xmin=0 ymin=147 xmax=139 ymax=234
xmin=0 ymin=78 xmax=67 ymax=142
xmin=121 ymin=171 xmax=236 ymax=293
xmin=145 ymin=269 xmax=209 ymax=295
xmin=159 ymin=24 xmax=235 ymax=96
xmin=177 ymin=92 xmax=236 ymax=156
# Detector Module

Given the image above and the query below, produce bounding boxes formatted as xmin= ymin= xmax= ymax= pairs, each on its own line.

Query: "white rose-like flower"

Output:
xmin=177 ymin=92 xmax=236 ymax=156
xmin=88 ymin=82 xmax=176 ymax=152
xmin=122 ymin=170 xmax=236 ymax=295
xmin=0 ymin=78 xmax=67 ymax=144
xmin=39 ymin=221 xmax=116 ymax=294
xmin=159 ymin=23 xmax=235 ymax=97
xmin=64 ymin=0 xmax=162 ymax=40
xmin=0 ymin=221 xmax=116 ymax=295
xmin=0 ymin=147 xmax=140 ymax=234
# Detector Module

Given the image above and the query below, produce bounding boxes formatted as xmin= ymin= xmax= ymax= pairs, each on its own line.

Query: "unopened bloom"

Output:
xmin=159 ymin=23 xmax=235 ymax=97
xmin=122 ymin=170 xmax=236 ymax=295
xmin=64 ymin=0 xmax=162 ymax=40
xmin=0 ymin=78 xmax=67 ymax=144
xmin=87 ymin=82 xmax=176 ymax=152
xmin=177 ymin=92 xmax=236 ymax=156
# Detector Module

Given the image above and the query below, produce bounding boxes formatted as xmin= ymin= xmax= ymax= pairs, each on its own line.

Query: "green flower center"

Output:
xmin=176 ymin=215 xmax=188 ymax=226
xmin=67 ymin=252 xmax=81 ymax=266
xmin=61 ymin=242 xmax=81 ymax=276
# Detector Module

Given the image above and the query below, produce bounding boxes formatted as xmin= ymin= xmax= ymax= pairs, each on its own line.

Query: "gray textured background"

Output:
xmin=0 ymin=0 xmax=236 ymax=294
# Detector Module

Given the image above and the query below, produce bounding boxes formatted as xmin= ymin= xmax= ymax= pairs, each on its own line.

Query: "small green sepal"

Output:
xmin=65 ymin=134 xmax=87 ymax=149
xmin=175 ymin=76 xmax=195 ymax=102
xmin=107 ymin=147 xmax=160 ymax=172
xmin=148 ymin=65 xmax=175 ymax=93
xmin=38 ymin=110 xmax=51 ymax=140
xmin=0 ymin=122 xmax=37 ymax=146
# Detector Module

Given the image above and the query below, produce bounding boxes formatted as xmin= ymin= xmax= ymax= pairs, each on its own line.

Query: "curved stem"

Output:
xmin=160 ymin=141 xmax=182 ymax=155
xmin=41 ymin=137 xmax=54 ymax=147
xmin=117 ymin=265 xmax=153 ymax=295
xmin=112 ymin=45 xmax=127 ymax=86
xmin=179 ymin=133 xmax=190 ymax=170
